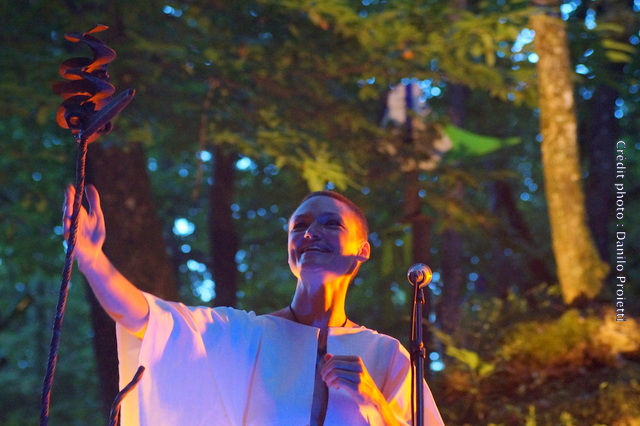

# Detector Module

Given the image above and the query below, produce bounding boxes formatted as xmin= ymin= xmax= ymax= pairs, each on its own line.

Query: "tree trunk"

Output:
xmin=489 ymin=179 xmax=556 ymax=297
xmin=434 ymin=0 xmax=469 ymax=337
xmin=403 ymin=171 xmax=433 ymax=270
xmin=209 ymin=147 xmax=239 ymax=308
xmin=86 ymin=142 xmax=180 ymax=415
xmin=437 ymin=82 xmax=468 ymax=336
xmin=530 ymin=5 xmax=608 ymax=304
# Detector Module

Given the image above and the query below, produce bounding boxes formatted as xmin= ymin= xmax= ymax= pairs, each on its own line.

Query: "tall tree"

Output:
xmin=86 ymin=143 xmax=180 ymax=414
xmin=209 ymin=147 xmax=240 ymax=307
xmin=530 ymin=0 xmax=608 ymax=304
xmin=437 ymin=0 xmax=469 ymax=336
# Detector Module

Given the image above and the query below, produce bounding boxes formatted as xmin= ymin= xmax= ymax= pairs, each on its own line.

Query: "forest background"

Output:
xmin=1 ymin=0 xmax=639 ymax=425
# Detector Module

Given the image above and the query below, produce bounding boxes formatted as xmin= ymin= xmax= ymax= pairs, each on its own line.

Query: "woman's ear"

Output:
xmin=357 ymin=241 xmax=371 ymax=262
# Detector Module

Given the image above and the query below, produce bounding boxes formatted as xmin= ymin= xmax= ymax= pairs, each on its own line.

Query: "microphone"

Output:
xmin=407 ymin=263 xmax=432 ymax=288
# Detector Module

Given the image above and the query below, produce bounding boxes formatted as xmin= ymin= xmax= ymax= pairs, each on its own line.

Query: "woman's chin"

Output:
xmin=299 ymin=266 xmax=348 ymax=283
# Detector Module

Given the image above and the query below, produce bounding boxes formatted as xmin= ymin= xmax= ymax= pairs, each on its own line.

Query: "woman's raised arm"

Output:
xmin=64 ymin=184 xmax=149 ymax=338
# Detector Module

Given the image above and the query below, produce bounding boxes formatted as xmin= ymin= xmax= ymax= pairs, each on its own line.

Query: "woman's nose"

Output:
xmin=304 ymin=223 xmax=321 ymax=239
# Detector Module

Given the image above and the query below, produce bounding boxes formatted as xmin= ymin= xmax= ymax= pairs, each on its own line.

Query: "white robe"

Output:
xmin=117 ymin=292 xmax=444 ymax=425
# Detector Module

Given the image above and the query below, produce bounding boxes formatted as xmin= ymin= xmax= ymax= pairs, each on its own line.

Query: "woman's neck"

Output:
xmin=289 ymin=277 xmax=349 ymax=329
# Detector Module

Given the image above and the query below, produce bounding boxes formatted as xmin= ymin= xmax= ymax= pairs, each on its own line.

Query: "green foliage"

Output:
xmin=513 ymin=378 xmax=640 ymax=426
xmin=0 ymin=278 xmax=103 ymax=425
xmin=500 ymin=308 xmax=640 ymax=372
xmin=298 ymin=142 xmax=356 ymax=191
xmin=435 ymin=328 xmax=496 ymax=395
xmin=601 ymin=38 xmax=636 ymax=63
xmin=434 ymin=286 xmax=640 ymax=425
xmin=500 ymin=309 xmax=601 ymax=369
xmin=446 ymin=346 xmax=495 ymax=382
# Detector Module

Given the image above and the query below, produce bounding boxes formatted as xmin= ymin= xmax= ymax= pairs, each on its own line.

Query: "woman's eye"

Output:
xmin=292 ymin=222 xmax=307 ymax=231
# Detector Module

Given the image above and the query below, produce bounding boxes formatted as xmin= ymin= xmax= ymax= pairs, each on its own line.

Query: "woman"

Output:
xmin=64 ymin=185 xmax=444 ymax=425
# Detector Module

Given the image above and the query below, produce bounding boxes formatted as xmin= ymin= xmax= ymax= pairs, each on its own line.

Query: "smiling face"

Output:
xmin=288 ymin=195 xmax=370 ymax=282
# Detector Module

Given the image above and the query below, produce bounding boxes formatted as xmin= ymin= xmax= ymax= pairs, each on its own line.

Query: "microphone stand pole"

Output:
xmin=407 ymin=264 xmax=432 ymax=426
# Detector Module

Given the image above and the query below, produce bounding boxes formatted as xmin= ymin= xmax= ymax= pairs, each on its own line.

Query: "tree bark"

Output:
xmin=530 ymin=6 xmax=608 ymax=304
xmin=403 ymin=171 xmax=433 ymax=270
xmin=437 ymin=82 xmax=468 ymax=336
xmin=209 ymin=147 xmax=239 ymax=308
xmin=433 ymin=0 xmax=469 ymax=337
xmin=85 ymin=142 xmax=180 ymax=415
xmin=489 ymin=179 xmax=556 ymax=297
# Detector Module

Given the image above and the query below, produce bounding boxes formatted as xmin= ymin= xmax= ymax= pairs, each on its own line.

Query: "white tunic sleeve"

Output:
xmin=117 ymin=293 xmax=242 ymax=425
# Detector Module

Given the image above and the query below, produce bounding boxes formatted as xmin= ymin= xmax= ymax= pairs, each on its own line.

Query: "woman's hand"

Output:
xmin=320 ymin=354 xmax=379 ymax=403
xmin=63 ymin=184 xmax=105 ymax=270
xmin=321 ymin=354 xmax=401 ymax=425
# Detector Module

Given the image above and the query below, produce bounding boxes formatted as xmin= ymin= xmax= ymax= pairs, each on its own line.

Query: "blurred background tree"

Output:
xmin=1 ymin=0 xmax=638 ymax=424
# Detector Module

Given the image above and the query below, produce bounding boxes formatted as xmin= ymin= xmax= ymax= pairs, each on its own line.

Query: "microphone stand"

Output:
xmin=407 ymin=264 xmax=432 ymax=426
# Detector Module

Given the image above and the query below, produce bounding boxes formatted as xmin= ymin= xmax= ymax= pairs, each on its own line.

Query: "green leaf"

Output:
xmin=444 ymin=124 xmax=520 ymax=157
xmin=432 ymin=329 xmax=456 ymax=348
xmin=478 ymin=362 xmax=496 ymax=378
xmin=446 ymin=346 xmax=481 ymax=371
xmin=605 ymin=51 xmax=634 ymax=64
xmin=299 ymin=143 xmax=353 ymax=191
xmin=601 ymin=39 xmax=636 ymax=55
